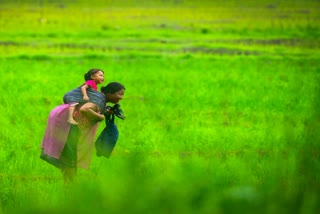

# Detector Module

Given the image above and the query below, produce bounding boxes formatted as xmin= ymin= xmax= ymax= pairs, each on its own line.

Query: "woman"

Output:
xmin=41 ymin=82 xmax=125 ymax=183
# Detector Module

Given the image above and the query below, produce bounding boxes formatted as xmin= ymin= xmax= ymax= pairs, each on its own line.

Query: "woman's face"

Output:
xmin=107 ymin=89 xmax=125 ymax=104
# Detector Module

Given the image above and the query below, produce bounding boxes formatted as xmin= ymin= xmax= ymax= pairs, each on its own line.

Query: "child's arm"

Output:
xmin=81 ymin=84 xmax=90 ymax=101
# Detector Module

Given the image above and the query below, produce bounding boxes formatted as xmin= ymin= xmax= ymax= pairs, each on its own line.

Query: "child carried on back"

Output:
xmin=63 ymin=68 xmax=125 ymax=125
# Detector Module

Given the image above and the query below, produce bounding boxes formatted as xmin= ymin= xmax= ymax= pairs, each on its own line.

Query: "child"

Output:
xmin=65 ymin=69 xmax=105 ymax=125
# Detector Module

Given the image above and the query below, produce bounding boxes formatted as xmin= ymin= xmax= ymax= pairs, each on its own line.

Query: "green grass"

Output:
xmin=0 ymin=0 xmax=320 ymax=213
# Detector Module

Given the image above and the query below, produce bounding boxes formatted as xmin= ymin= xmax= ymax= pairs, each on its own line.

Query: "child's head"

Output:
xmin=84 ymin=68 xmax=105 ymax=84
xmin=84 ymin=68 xmax=104 ymax=80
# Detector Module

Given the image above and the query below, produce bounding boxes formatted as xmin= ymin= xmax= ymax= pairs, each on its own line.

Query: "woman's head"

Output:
xmin=101 ymin=82 xmax=125 ymax=104
xmin=84 ymin=69 xmax=104 ymax=81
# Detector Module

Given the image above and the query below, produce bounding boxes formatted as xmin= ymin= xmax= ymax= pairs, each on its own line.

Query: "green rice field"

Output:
xmin=0 ymin=0 xmax=320 ymax=213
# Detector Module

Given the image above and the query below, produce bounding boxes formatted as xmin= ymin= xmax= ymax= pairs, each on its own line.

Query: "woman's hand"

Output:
xmin=105 ymin=107 xmax=113 ymax=115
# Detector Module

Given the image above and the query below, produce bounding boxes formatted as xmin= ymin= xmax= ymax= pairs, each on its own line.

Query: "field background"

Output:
xmin=0 ymin=0 xmax=320 ymax=213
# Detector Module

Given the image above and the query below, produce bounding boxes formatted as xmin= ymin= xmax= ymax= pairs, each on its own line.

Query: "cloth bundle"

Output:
xmin=95 ymin=114 xmax=119 ymax=158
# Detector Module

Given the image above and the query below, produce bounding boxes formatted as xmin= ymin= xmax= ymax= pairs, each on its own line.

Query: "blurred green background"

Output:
xmin=0 ymin=0 xmax=319 ymax=213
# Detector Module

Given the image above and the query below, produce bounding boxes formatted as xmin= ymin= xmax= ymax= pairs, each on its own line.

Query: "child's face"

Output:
xmin=91 ymin=71 xmax=104 ymax=84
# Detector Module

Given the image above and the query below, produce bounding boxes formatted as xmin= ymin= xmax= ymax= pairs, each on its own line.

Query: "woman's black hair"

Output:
xmin=84 ymin=68 xmax=104 ymax=81
xmin=101 ymin=82 xmax=125 ymax=94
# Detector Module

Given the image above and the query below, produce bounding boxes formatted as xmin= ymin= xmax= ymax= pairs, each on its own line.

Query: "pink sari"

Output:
xmin=41 ymin=104 xmax=98 ymax=170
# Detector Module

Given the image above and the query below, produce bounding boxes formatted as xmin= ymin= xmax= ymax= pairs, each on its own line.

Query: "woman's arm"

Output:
xmin=79 ymin=102 xmax=105 ymax=122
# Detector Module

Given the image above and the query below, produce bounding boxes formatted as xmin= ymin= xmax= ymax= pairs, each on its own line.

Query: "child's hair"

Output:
xmin=84 ymin=68 xmax=104 ymax=81
xmin=101 ymin=82 xmax=125 ymax=94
